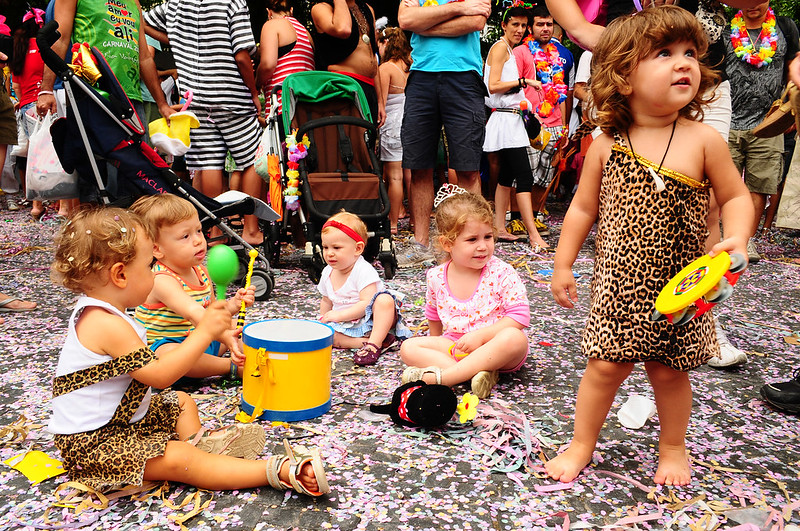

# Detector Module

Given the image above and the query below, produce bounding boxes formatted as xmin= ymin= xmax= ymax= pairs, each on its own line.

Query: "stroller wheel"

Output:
xmin=250 ymin=268 xmax=274 ymax=301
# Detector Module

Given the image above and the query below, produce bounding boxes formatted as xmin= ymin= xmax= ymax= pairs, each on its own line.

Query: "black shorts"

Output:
xmin=495 ymin=147 xmax=533 ymax=193
xmin=401 ymin=70 xmax=486 ymax=172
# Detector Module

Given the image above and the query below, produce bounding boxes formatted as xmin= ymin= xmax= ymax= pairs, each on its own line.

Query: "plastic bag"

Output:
xmin=25 ymin=112 xmax=79 ymax=201
xmin=254 ymin=126 xmax=272 ymax=179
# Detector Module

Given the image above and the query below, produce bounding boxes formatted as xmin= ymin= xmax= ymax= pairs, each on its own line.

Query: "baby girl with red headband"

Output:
xmin=318 ymin=211 xmax=412 ymax=365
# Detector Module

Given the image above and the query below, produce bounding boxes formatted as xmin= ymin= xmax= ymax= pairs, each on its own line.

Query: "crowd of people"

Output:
xmin=0 ymin=0 xmax=799 ymax=502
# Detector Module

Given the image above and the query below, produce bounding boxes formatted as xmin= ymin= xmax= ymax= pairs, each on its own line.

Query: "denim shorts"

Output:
xmin=401 ymin=70 xmax=486 ymax=172
xmin=152 ymin=336 xmax=222 ymax=356
xmin=327 ymin=290 xmax=413 ymax=340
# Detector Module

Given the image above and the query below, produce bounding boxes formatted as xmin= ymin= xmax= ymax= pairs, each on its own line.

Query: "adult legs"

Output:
xmin=749 ymin=191 xmax=768 ymax=236
xmin=516 ymin=191 xmax=548 ymax=248
xmin=410 ymin=168 xmax=434 ymax=247
xmin=193 ymin=169 xmax=224 ymax=198
xmin=384 ymin=160 xmax=404 ymax=233
xmin=239 ymin=165 xmax=265 ymax=245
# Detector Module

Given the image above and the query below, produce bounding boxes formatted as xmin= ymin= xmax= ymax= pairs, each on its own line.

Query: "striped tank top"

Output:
xmin=265 ymin=16 xmax=315 ymax=114
xmin=134 ymin=262 xmax=212 ymax=346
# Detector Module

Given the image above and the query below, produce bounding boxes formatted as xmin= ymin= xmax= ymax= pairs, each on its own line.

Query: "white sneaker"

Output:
xmin=708 ymin=320 xmax=747 ymax=368
xmin=746 ymin=239 xmax=761 ymax=264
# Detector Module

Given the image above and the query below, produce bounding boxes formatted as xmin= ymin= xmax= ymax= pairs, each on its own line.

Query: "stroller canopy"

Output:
xmin=281 ymin=71 xmax=372 ymax=133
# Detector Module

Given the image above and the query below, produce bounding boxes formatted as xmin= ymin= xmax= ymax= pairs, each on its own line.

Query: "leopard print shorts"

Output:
xmin=53 ymin=390 xmax=182 ymax=492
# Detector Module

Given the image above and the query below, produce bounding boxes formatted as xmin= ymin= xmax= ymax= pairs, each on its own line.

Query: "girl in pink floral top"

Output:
xmin=399 ymin=190 xmax=530 ymax=399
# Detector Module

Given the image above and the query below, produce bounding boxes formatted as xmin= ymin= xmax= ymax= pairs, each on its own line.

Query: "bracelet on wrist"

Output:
xmin=37 ymin=90 xmax=54 ymax=97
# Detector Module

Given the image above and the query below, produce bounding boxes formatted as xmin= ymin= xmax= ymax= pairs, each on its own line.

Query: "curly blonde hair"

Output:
xmin=52 ymin=208 xmax=152 ymax=293
xmin=590 ymin=5 xmax=720 ymax=134
xmin=321 ymin=211 xmax=369 ymax=243
xmin=434 ymin=192 xmax=495 ymax=255
xmin=129 ymin=194 xmax=198 ymax=241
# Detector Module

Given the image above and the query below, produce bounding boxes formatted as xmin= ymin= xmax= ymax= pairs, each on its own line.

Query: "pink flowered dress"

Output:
xmin=424 ymin=256 xmax=531 ymax=343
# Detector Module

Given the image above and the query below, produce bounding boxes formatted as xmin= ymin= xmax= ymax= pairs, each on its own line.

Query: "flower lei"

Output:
xmin=523 ymin=37 xmax=567 ymax=119
xmin=284 ymin=131 xmax=310 ymax=211
xmin=730 ymin=8 xmax=777 ymax=68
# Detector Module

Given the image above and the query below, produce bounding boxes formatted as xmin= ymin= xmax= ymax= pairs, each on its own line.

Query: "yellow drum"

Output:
xmin=240 ymin=319 xmax=333 ymax=422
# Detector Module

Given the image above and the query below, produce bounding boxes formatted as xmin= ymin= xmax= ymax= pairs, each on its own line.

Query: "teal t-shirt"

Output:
xmin=409 ymin=0 xmax=482 ymax=74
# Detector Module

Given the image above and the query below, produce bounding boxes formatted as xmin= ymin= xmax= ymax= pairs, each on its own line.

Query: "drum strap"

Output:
xmin=52 ymin=346 xmax=157 ymax=425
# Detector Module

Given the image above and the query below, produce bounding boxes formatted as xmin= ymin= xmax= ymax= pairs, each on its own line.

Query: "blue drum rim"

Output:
xmin=239 ymin=397 xmax=332 ymax=422
xmin=243 ymin=319 xmax=334 ymax=352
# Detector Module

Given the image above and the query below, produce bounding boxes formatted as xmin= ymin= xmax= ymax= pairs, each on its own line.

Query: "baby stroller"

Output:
xmin=279 ymin=71 xmax=396 ymax=283
xmin=37 ymin=22 xmax=277 ymax=300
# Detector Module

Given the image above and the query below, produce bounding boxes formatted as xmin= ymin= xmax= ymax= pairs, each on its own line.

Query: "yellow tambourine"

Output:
xmin=652 ymin=252 xmax=746 ymax=326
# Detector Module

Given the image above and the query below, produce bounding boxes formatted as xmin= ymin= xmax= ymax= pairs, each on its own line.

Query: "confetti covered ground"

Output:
xmin=1 ymin=194 xmax=800 ymax=531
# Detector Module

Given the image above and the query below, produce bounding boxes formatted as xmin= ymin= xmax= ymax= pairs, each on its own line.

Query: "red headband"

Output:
xmin=322 ymin=219 xmax=364 ymax=243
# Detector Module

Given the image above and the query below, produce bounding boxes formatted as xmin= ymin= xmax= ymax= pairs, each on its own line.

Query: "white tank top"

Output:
xmin=49 ymin=297 xmax=152 ymax=434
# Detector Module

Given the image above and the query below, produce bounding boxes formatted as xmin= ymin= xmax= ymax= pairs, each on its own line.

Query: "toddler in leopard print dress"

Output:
xmin=48 ymin=207 xmax=329 ymax=496
xmin=548 ymin=7 xmax=752 ymax=486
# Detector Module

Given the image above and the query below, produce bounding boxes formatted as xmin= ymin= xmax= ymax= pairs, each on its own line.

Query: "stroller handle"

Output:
xmin=37 ymin=21 xmax=72 ymax=81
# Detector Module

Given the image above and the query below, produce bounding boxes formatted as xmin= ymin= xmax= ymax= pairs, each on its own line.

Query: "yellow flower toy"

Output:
xmin=457 ymin=392 xmax=479 ymax=423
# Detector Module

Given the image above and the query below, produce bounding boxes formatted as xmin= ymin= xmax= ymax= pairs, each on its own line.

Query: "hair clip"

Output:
xmin=433 ymin=183 xmax=470 ymax=209
xmin=120 ymin=227 xmax=128 ymax=233
xmin=114 ymin=215 xmax=120 ymax=221
xmin=67 ymin=256 xmax=74 ymax=262
xmin=86 ymin=230 xmax=92 ymax=234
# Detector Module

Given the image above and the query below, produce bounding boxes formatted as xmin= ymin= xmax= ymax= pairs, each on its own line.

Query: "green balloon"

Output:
xmin=207 ymin=244 xmax=239 ymax=299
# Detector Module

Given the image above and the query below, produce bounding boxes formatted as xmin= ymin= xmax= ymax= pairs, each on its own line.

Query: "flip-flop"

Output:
xmin=0 ymin=298 xmax=37 ymax=313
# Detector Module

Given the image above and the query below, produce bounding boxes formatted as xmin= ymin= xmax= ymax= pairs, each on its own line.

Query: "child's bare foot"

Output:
xmin=654 ymin=445 xmax=691 ymax=486
xmin=279 ymin=459 xmax=319 ymax=492
xmin=545 ymin=443 xmax=593 ymax=482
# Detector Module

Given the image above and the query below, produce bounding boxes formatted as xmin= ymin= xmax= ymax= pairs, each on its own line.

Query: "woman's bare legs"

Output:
xmin=384 ymin=160 xmax=404 ymax=234
xmin=494 ymin=184 xmax=518 ymax=241
xmin=57 ymin=198 xmax=80 ymax=217
xmin=516 ymin=191 xmax=548 ymax=249
xmin=545 ymin=359 xmax=633 ymax=482
xmin=645 ymin=361 xmax=692 ymax=486
xmin=239 ymin=165 xmax=265 ymax=245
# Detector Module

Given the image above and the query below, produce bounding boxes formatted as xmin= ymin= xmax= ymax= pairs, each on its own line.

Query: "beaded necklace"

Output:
xmin=350 ymin=4 xmax=370 ymax=44
xmin=730 ymin=8 xmax=778 ymax=68
xmin=523 ymin=37 xmax=567 ymax=118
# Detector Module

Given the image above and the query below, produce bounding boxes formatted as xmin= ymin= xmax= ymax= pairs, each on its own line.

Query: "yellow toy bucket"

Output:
xmin=240 ymin=319 xmax=333 ymax=422
xmin=148 ymin=111 xmax=199 ymax=156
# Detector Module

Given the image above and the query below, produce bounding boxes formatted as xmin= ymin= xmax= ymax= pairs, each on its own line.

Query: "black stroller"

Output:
xmin=279 ymin=72 xmax=397 ymax=283
xmin=37 ymin=22 xmax=276 ymax=300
